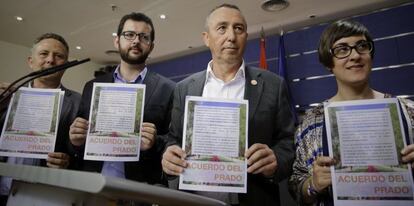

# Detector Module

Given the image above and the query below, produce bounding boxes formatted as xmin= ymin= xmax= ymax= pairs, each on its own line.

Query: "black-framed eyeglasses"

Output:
xmin=330 ymin=41 xmax=373 ymax=59
xmin=121 ymin=31 xmax=152 ymax=44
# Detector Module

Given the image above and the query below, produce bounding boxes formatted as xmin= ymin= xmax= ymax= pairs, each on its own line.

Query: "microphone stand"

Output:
xmin=0 ymin=58 xmax=90 ymax=104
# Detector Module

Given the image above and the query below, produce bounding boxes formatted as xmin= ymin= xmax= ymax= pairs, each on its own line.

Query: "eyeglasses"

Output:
xmin=330 ymin=41 xmax=373 ymax=59
xmin=120 ymin=31 xmax=152 ymax=44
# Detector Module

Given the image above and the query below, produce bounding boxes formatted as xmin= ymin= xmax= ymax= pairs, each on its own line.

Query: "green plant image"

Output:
xmin=238 ymin=104 xmax=247 ymax=158
xmin=134 ymin=88 xmax=144 ymax=135
xmin=185 ymin=100 xmax=195 ymax=154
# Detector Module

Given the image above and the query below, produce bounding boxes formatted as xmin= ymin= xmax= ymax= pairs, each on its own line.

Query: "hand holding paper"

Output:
xmin=401 ymin=144 xmax=414 ymax=169
xmin=140 ymin=122 xmax=157 ymax=151
xmin=162 ymin=145 xmax=187 ymax=176
xmin=69 ymin=117 xmax=88 ymax=146
xmin=47 ymin=152 xmax=70 ymax=169
xmin=245 ymin=143 xmax=277 ymax=177
xmin=312 ymin=156 xmax=335 ymax=192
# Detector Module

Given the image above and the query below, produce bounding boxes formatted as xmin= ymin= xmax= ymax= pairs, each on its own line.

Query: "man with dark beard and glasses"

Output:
xmin=68 ymin=12 xmax=175 ymax=187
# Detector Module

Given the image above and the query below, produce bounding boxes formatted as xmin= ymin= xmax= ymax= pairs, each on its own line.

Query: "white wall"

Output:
xmin=0 ymin=40 xmax=102 ymax=93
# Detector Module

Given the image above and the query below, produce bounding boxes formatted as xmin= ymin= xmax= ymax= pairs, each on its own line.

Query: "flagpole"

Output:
xmin=259 ymin=27 xmax=268 ymax=70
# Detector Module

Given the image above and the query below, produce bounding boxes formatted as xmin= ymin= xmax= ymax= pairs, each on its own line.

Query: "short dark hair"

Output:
xmin=117 ymin=12 xmax=155 ymax=42
xmin=318 ymin=20 xmax=375 ymax=69
xmin=34 ymin=33 xmax=69 ymax=53
xmin=205 ymin=3 xmax=244 ymax=30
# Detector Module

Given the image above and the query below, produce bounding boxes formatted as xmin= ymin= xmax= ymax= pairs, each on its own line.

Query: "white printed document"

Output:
xmin=84 ymin=83 xmax=145 ymax=161
xmin=324 ymin=98 xmax=414 ymax=206
xmin=179 ymin=96 xmax=248 ymax=193
xmin=0 ymin=87 xmax=64 ymax=159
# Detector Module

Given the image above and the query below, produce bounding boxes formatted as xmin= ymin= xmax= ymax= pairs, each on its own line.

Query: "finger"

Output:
xmin=247 ymin=154 xmax=275 ymax=174
xmin=247 ymin=147 xmax=272 ymax=166
xmin=140 ymin=136 xmax=152 ymax=151
xmin=48 ymin=152 xmax=68 ymax=159
xmin=69 ymin=133 xmax=87 ymax=147
xmin=47 ymin=153 xmax=69 ymax=169
xmin=315 ymin=156 xmax=335 ymax=166
xmin=70 ymin=127 xmax=88 ymax=135
xmin=71 ymin=118 xmax=89 ymax=129
xmin=402 ymin=151 xmax=414 ymax=163
xmin=141 ymin=126 xmax=157 ymax=139
xmin=141 ymin=136 xmax=151 ymax=145
xmin=313 ymin=164 xmax=331 ymax=175
xmin=74 ymin=117 xmax=88 ymax=124
xmin=141 ymin=122 xmax=157 ymax=135
xmin=70 ymin=133 xmax=87 ymax=140
xmin=142 ymin=122 xmax=156 ymax=130
xmin=249 ymin=160 xmax=277 ymax=175
xmin=70 ymin=134 xmax=87 ymax=141
xmin=401 ymin=144 xmax=414 ymax=155
xmin=163 ymin=146 xmax=187 ymax=167
xmin=401 ymin=144 xmax=414 ymax=163
xmin=162 ymin=159 xmax=186 ymax=175
xmin=314 ymin=174 xmax=332 ymax=191
xmin=141 ymin=127 xmax=156 ymax=135
xmin=70 ymin=122 xmax=89 ymax=131
xmin=162 ymin=159 xmax=183 ymax=176
xmin=245 ymin=143 xmax=266 ymax=158
xmin=141 ymin=131 xmax=155 ymax=142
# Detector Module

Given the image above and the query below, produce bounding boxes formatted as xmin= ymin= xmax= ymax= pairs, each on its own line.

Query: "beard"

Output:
xmin=119 ymin=45 xmax=149 ymax=65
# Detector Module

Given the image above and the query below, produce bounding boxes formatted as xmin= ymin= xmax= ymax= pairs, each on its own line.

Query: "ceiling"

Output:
xmin=0 ymin=0 xmax=411 ymax=65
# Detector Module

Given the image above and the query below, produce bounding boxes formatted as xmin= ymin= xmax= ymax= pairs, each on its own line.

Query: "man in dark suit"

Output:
xmin=0 ymin=33 xmax=81 ymax=204
xmin=161 ymin=4 xmax=295 ymax=206
xmin=68 ymin=12 xmax=175 ymax=185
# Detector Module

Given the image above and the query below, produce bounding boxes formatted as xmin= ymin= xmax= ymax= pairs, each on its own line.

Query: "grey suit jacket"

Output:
xmin=166 ymin=66 xmax=295 ymax=206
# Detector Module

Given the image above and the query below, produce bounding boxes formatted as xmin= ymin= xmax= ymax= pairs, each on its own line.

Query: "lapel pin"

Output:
xmin=251 ymin=80 xmax=257 ymax=86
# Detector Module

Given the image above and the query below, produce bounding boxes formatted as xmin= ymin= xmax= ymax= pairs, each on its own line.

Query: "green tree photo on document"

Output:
xmin=90 ymin=86 xmax=102 ymax=133
xmin=5 ymin=91 xmax=21 ymax=131
xmin=49 ymin=93 xmax=60 ymax=134
xmin=238 ymin=104 xmax=247 ymax=158
xmin=133 ymin=88 xmax=144 ymax=135
xmin=388 ymin=103 xmax=407 ymax=169
xmin=185 ymin=100 xmax=195 ymax=153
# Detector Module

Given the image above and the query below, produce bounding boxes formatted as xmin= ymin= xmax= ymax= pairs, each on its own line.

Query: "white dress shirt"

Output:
xmin=196 ymin=60 xmax=246 ymax=205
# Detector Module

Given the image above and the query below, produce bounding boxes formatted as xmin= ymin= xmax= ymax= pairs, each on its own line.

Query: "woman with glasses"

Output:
xmin=288 ymin=20 xmax=414 ymax=205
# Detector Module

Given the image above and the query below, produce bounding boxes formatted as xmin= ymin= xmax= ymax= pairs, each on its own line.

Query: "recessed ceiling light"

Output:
xmin=160 ymin=14 xmax=166 ymax=19
xmin=261 ymin=0 xmax=289 ymax=12
xmin=112 ymin=32 xmax=117 ymax=37
xmin=76 ymin=46 xmax=82 ymax=50
xmin=16 ymin=16 xmax=23 ymax=21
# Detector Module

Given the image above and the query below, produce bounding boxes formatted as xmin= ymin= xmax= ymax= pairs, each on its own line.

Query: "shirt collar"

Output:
xmin=205 ymin=60 xmax=245 ymax=84
xmin=29 ymin=81 xmax=62 ymax=89
xmin=113 ymin=65 xmax=147 ymax=84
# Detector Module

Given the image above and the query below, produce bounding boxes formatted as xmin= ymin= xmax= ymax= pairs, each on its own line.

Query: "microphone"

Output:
xmin=34 ymin=58 xmax=90 ymax=77
xmin=0 ymin=58 xmax=90 ymax=104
